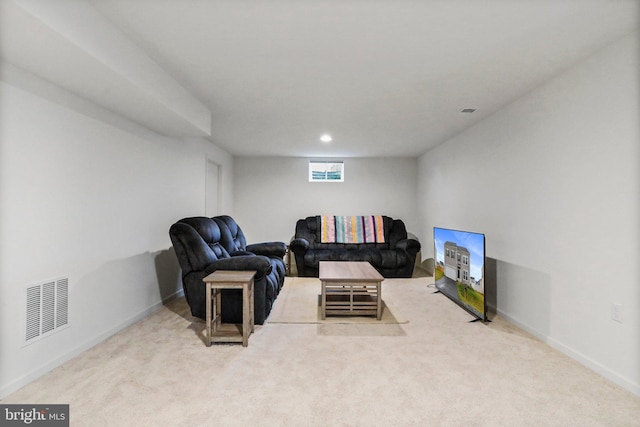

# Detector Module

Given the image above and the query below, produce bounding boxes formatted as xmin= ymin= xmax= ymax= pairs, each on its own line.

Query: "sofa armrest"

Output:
xmin=200 ymin=255 xmax=273 ymax=280
xmin=246 ymin=242 xmax=287 ymax=258
xmin=289 ymin=238 xmax=310 ymax=253
xmin=395 ymin=238 xmax=421 ymax=254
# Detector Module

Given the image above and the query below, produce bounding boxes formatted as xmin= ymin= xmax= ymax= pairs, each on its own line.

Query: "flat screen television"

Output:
xmin=433 ymin=227 xmax=487 ymax=321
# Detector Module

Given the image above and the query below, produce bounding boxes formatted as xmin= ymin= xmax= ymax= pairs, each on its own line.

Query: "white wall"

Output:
xmin=417 ymin=33 xmax=639 ymax=395
xmin=0 ymin=68 xmax=234 ymax=397
xmin=233 ymin=157 xmax=419 ymax=244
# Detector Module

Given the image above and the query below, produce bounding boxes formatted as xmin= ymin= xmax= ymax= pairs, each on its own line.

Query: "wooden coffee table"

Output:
xmin=319 ymin=261 xmax=384 ymax=320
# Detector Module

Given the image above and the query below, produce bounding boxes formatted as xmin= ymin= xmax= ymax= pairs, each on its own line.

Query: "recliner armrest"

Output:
xmin=246 ymin=242 xmax=287 ymax=258
xmin=230 ymin=250 xmax=255 ymax=257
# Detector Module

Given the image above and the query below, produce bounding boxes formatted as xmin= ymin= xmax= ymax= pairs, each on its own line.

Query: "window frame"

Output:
xmin=308 ymin=160 xmax=345 ymax=182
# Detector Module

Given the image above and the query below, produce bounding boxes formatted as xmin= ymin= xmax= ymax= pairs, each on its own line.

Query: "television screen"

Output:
xmin=434 ymin=227 xmax=487 ymax=321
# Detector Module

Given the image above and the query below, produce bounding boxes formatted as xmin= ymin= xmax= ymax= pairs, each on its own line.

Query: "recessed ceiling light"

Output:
xmin=461 ymin=108 xmax=477 ymax=113
xmin=320 ymin=134 xmax=332 ymax=143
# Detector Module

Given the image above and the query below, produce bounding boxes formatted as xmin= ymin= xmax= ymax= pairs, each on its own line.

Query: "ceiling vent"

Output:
xmin=461 ymin=108 xmax=477 ymax=113
xmin=25 ymin=277 xmax=69 ymax=345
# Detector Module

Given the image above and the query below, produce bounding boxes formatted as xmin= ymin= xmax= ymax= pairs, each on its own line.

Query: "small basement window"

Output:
xmin=309 ymin=160 xmax=344 ymax=182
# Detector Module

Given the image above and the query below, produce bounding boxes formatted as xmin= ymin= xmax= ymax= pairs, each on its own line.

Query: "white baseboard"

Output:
xmin=497 ymin=308 xmax=640 ymax=397
xmin=0 ymin=289 xmax=184 ymax=400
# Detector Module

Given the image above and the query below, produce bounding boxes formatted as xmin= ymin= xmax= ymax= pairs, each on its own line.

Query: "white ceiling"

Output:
xmin=2 ymin=0 xmax=638 ymax=157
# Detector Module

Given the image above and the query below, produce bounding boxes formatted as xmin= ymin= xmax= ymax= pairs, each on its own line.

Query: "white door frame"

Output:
xmin=205 ymin=158 xmax=222 ymax=216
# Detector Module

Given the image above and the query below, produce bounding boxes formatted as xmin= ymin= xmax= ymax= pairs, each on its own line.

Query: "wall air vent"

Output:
xmin=25 ymin=277 xmax=69 ymax=345
xmin=461 ymin=108 xmax=477 ymax=113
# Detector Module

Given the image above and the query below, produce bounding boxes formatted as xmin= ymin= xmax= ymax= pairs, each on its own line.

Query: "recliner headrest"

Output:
xmin=177 ymin=217 xmax=221 ymax=244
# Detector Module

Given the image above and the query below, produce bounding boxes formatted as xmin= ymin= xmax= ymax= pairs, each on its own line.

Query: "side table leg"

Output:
xmin=205 ymin=283 xmax=212 ymax=346
xmin=214 ymin=289 xmax=221 ymax=333
xmin=249 ymin=279 xmax=255 ymax=333
xmin=242 ymin=282 xmax=249 ymax=347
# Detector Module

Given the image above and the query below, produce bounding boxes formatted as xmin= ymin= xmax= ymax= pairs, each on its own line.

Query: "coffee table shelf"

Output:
xmin=323 ymin=283 xmax=381 ymax=317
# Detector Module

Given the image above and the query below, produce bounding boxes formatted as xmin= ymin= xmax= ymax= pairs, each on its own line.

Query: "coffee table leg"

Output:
xmin=321 ymin=280 xmax=326 ymax=320
xmin=376 ymin=281 xmax=382 ymax=320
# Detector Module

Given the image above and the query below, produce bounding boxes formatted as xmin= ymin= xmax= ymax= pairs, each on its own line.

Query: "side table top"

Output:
xmin=203 ymin=270 xmax=257 ymax=283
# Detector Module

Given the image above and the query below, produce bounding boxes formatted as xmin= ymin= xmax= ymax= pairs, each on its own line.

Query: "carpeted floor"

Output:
xmin=2 ymin=277 xmax=639 ymax=426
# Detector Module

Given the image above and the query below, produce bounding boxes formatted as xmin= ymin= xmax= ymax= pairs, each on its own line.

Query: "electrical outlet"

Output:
xmin=611 ymin=303 xmax=623 ymax=323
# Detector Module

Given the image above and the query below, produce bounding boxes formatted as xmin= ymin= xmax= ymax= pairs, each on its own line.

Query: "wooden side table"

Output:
xmin=203 ymin=270 xmax=256 ymax=347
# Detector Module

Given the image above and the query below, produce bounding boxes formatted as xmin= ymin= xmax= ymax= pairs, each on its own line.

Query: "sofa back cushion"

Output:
xmin=296 ymin=216 xmax=404 ymax=250
xmin=319 ymin=215 xmax=386 ymax=243
xmin=388 ymin=218 xmax=408 ymax=248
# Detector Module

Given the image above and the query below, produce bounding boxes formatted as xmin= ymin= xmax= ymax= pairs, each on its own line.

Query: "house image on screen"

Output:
xmin=444 ymin=241 xmax=471 ymax=285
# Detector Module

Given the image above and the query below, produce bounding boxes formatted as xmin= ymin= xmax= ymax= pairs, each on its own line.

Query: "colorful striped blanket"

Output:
xmin=320 ymin=215 xmax=385 ymax=244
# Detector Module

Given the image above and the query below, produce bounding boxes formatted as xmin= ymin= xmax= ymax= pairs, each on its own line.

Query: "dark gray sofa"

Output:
xmin=289 ymin=215 xmax=420 ymax=278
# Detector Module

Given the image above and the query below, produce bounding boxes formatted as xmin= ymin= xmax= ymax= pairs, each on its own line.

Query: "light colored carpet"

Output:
xmin=267 ymin=277 xmax=408 ymax=324
xmin=2 ymin=277 xmax=639 ymax=426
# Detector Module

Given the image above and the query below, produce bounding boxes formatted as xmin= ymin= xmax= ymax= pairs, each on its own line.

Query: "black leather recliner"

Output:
xmin=213 ymin=215 xmax=287 ymax=282
xmin=169 ymin=216 xmax=286 ymax=325
xmin=290 ymin=215 xmax=421 ymax=278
